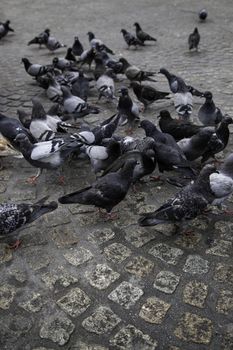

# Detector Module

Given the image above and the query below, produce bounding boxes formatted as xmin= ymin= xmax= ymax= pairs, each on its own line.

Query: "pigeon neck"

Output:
xmin=221 ymin=160 xmax=233 ymax=178
xmin=32 ymin=103 xmax=46 ymax=120
xmin=120 ymin=162 xmax=136 ymax=182
xmin=23 ymin=60 xmax=31 ymax=70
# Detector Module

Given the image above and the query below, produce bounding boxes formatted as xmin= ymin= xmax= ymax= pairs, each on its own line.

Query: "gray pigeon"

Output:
xmin=209 ymin=153 xmax=233 ymax=207
xmin=120 ymin=58 xmax=156 ymax=83
xmin=61 ymin=86 xmax=88 ymax=114
xmin=87 ymin=31 xmax=114 ymax=55
xmin=198 ymin=91 xmax=223 ymax=126
xmin=27 ymin=28 xmax=50 ymax=47
xmin=0 ymin=20 xmax=14 ymax=39
xmin=21 ymin=58 xmax=52 ymax=78
xmin=58 ymin=159 xmax=138 ymax=219
xmin=0 ymin=196 xmax=57 ymax=249
xmin=138 ymin=164 xmax=216 ymax=227
xmin=46 ymin=73 xmax=63 ymax=103
xmin=134 ymin=23 xmax=157 ymax=44
xmin=44 ymin=33 xmax=66 ymax=52
xmin=120 ymin=29 xmax=143 ymax=49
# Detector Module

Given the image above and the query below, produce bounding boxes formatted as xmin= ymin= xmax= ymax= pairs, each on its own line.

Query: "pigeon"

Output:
xmin=96 ymin=69 xmax=116 ymax=100
xmin=120 ymin=58 xmax=156 ymax=83
xmin=120 ymin=29 xmax=144 ymax=49
xmin=0 ymin=196 xmax=58 ymax=248
xmin=199 ymin=9 xmax=208 ymax=21
xmin=27 ymin=28 xmax=50 ymax=47
xmin=106 ymin=57 xmax=125 ymax=74
xmin=87 ymin=31 xmax=114 ymax=54
xmin=119 ymin=135 xmax=156 ymax=154
xmin=65 ymin=47 xmax=77 ymax=62
xmin=0 ymin=112 xmax=36 ymax=150
xmin=29 ymin=97 xmax=73 ymax=141
xmin=198 ymin=91 xmax=223 ymax=126
xmin=71 ymin=36 xmax=84 ymax=56
xmin=82 ymin=140 xmax=122 ymax=173
xmin=46 ymin=73 xmax=63 ymax=103
xmin=102 ymin=150 xmax=156 ymax=184
xmin=201 ymin=116 xmax=233 ymax=163
xmin=158 ymin=110 xmax=204 ymax=141
xmin=78 ymin=47 xmax=96 ymax=70
xmin=71 ymin=71 xmax=90 ymax=101
xmin=130 ymin=81 xmax=170 ymax=109
xmin=118 ymin=87 xmax=140 ymax=133
xmin=44 ymin=33 xmax=66 ymax=52
xmin=140 ymin=119 xmax=194 ymax=175
xmin=17 ymin=109 xmax=32 ymax=129
xmin=0 ymin=20 xmax=14 ymax=40
xmin=93 ymin=53 xmax=107 ymax=80
xmin=177 ymin=127 xmax=216 ymax=161
xmin=52 ymin=57 xmax=73 ymax=71
xmin=209 ymin=153 xmax=233 ymax=207
xmin=138 ymin=164 xmax=216 ymax=227
xmin=159 ymin=68 xmax=193 ymax=121
xmin=188 ymin=27 xmax=200 ymax=51
xmin=21 ymin=58 xmax=52 ymax=78
xmin=61 ymin=86 xmax=88 ymax=114
xmin=134 ymin=22 xmax=157 ymax=44
xmin=14 ymin=133 xmax=82 ymax=183
xmin=91 ymin=113 xmax=121 ymax=144
xmin=58 ymin=159 xmax=137 ymax=219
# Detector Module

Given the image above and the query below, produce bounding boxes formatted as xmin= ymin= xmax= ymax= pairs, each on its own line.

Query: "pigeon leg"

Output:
xmin=98 ymin=208 xmax=118 ymax=220
xmin=27 ymin=168 xmax=42 ymax=185
xmin=8 ymin=239 xmax=21 ymax=250
xmin=58 ymin=175 xmax=65 ymax=185
xmin=150 ymin=175 xmax=162 ymax=182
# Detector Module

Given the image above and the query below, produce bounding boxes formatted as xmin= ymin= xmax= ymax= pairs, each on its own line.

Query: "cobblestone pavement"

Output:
xmin=0 ymin=0 xmax=233 ymax=349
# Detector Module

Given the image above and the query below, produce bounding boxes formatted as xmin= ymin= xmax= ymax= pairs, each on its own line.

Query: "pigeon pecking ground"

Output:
xmin=0 ymin=0 xmax=233 ymax=349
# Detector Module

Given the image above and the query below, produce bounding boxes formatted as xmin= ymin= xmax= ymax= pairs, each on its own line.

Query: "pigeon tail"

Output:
xmin=27 ymin=196 xmax=58 ymax=223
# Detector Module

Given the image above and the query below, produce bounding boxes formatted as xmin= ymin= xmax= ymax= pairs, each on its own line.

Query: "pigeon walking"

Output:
xmin=198 ymin=91 xmax=223 ymax=126
xmin=27 ymin=28 xmax=50 ymax=47
xmin=120 ymin=29 xmax=144 ymax=49
xmin=0 ymin=20 xmax=14 ymax=39
xmin=0 ymin=196 xmax=57 ymax=249
xmin=138 ymin=164 xmax=216 ymax=227
xmin=87 ymin=31 xmax=114 ymax=54
xmin=21 ymin=58 xmax=52 ymax=78
xmin=58 ymin=159 xmax=137 ymax=219
xmin=45 ymin=33 xmax=66 ymax=52
xmin=96 ymin=69 xmax=116 ymax=101
xmin=118 ymin=87 xmax=140 ymax=133
xmin=188 ymin=27 xmax=200 ymax=51
xmin=71 ymin=71 xmax=90 ymax=101
xmin=71 ymin=36 xmax=84 ymax=56
xmin=130 ymin=81 xmax=170 ymax=109
xmin=134 ymin=22 xmax=157 ymax=44
xmin=120 ymin=58 xmax=156 ymax=83
xmin=46 ymin=73 xmax=63 ymax=103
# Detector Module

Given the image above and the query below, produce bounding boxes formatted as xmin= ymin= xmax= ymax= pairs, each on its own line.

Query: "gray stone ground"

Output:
xmin=0 ymin=0 xmax=233 ymax=349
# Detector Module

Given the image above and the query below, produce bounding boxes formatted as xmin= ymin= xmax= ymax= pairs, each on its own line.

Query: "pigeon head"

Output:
xmin=159 ymin=68 xmax=170 ymax=77
xmin=121 ymin=29 xmax=127 ymax=35
xmin=44 ymin=28 xmax=50 ymax=35
xmin=222 ymin=115 xmax=233 ymax=125
xmin=221 ymin=153 xmax=233 ymax=177
xmin=130 ymin=81 xmax=140 ymax=89
xmin=199 ymin=9 xmax=207 ymax=20
xmin=21 ymin=58 xmax=31 ymax=69
xmin=52 ymin=57 xmax=59 ymax=65
xmin=118 ymin=87 xmax=128 ymax=96
xmin=14 ymin=133 xmax=30 ymax=145
xmin=31 ymin=98 xmax=46 ymax=120
xmin=87 ymin=31 xmax=95 ymax=40
xmin=105 ymin=69 xmax=116 ymax=79
xmin=194 ymin=27 xmax=199 ymax=33
xmin=140 ymin=120 xmax=156 ymax=136
xmin=134 ymin=22 xmax=141 ymax=30
xmin=197 ymin=164 xmax=216 ymax=185
xmin=203 ymin=91 xmax=213 ymax=100
xmin=61 ymin=86 xmax=72 ymax=98
xmin=5 ymin=20 xmax=14 ymax=31
xmin=158 ymin=110 xmax=171 ymax=119
xmin=74 ymin=36 xmax=79 ymax=41
xmin=119 ymin=57 xmax=130 ymax=69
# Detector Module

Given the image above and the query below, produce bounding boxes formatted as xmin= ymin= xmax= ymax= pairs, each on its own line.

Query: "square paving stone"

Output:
xmin=175 ymin=232 xmax=202 ymax=249
xmin=0 ymin=284 xmax=16 ymax=309
xmin=153 ymin=271 xmax=180 ymax=294
xmin=19 ymin=292 xmax=45 ymax=312
xmin=88 ymin=228 xmax=115 ymax=244
xmin=149 ymin=243 xmax=183 ymax=265
xmin=206 ymin=239 xmax=232 ymax=257
xmin=139 ymin=297 xmax=171 ymax=324
xmin=183 ymin=255 xmax=209 ymax=274
xmin=216 ymin=290 xmax=233 ymax=315
xmin=214 ymin=263 xmax=233 ymax=285
xmin=183 ymin=281 xmax=208 ymax=308
xmin=85 ymin=264 xmax=120 ymax=290
xmin=124 ymin=227 xmax=155 ymax=247
xmin=40 ymin=314 xmax=75 ymax=346
xmin=82 ymin=306 xmax=121 ymax=334
xmin=57 ymin=287 xmax=91 ymax=317
xmin=108 ymin=281 xmax=143 ymax=309
xmin=0 ymin=314 xmax=32 ymax=347
xmin=64 ymin=247 xmax=93 ymax=266
xmin=215 ymin=221 xmax=233 ymax=241
xmin=52 ymin=225 xmax=79 ymax=247
xmin=109 ymin=324 xmax=158 ymax=349
xmin=24 ymin=247 xmax=51 ymax=271
xmin=125 ymin=256 xmax=154 ymax=277
xmin=104 ymin=243 xmax=131 ymax=264
xmin=174 ymin=312 xmax=213 ymax=344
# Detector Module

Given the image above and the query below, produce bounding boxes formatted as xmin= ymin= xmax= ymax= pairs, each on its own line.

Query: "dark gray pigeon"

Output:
xmin=58 ymin=159 xmax=138 ymax=219
xmin=71 ymin=71 xmax=90 ymax=101
xmin=71 ymin=36 xmax=84 ymax=56
xmin=0 ymin=20 xmax=14 ymax=39
xmin=27 ymin=28 xmax=50 ymax=47
xmin=130 ymin=81 xmax=170 ymax=109
xmin=0 ymin=196 xmax=57 ymax=249
xmin=198 ymin=91 xmax=223 ymax=126
xmin=121 ymin=29 xmax=143 ymax=49
xmin=188 ymin=27 xmax=200 ymax=51
xmin=118 ymin=87 xmax=140 ymax=133
xmin=199 ymin=9 xmax=208 ymax=21
xmin=138 ymin=164 xmax=216 ymax=227
xmin=78 ymin=47 xmax=96 ymax=70
xmin=134 ymin=22 xmax=157 ymax=44
xmin=46 ymin=73 xmax=63 ymax=103
xmin=65 ymin=47 xmax=77 ymax=62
